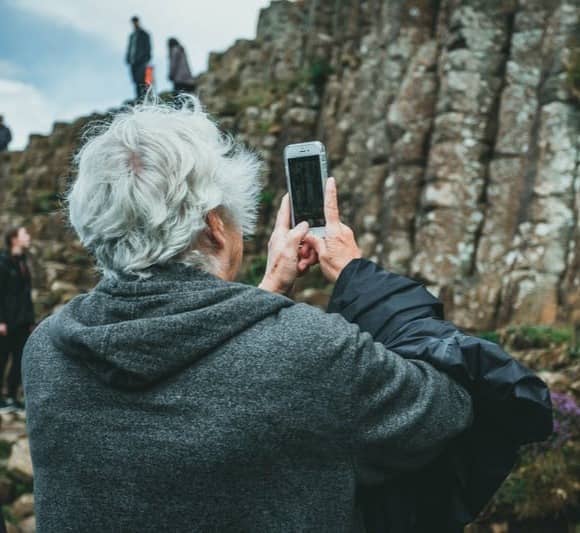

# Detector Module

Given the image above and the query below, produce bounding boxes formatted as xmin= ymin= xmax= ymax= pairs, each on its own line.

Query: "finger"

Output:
xmin=298 ymin=249 xmax=318 ymax=273
xmin=324 ymin=177 xmax=340 ymax=228
xmin=299 ymin=242 xmax=313 ymax=259
xmin=274 ymin=193 xmax=291 ymax=231
xmin=288 ymin=220 xmax=309 ymax=245
xmin=302 ymin=233 xmax=324 ymax=254
xmin=303 ymin=246 xmax=318 ymax=266
xmin=298 ymin=245 xmax=317 ymax=266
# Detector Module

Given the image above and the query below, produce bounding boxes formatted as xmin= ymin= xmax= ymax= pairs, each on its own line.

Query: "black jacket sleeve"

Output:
xmin=328 ymin=259 xmax=553 ymax=532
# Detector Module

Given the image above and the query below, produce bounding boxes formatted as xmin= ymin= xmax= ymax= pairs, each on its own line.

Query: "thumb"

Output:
xmin=289 ymin=221 xmax=309 ymax=245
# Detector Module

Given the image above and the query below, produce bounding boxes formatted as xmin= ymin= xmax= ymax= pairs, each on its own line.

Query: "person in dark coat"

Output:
xmin=125 ymin=16 xmax=151 ymax=100
xmin=168 ymin=37 xmax=195 ymax=92
xmin=0 ymin=116 xmax=12 ymax=152
xmin=320 ymin=259 xmax=553 ymax=532
xmin=0 ymin=226 xmax=34 ymax=412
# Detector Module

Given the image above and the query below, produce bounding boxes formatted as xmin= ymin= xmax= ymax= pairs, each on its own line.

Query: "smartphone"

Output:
xmin=283 ymin=141 xmax=328 ymax=236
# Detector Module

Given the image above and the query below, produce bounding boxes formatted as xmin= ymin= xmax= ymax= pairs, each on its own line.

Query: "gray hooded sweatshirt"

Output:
xmin=23 ymin=263 xmax=472 ymax=532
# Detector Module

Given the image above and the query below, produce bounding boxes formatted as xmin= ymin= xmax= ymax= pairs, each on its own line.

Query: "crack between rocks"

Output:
xmin=302 ymin=0 xmax=320 ymax=68
xmin=514 ymin=20 xmax=551 ymax=230
xmin=487 ymin=8 xmax=554 ymax=328
xmin=408 ymin=0 xmax=442 ymax=266
xmin=371 ymin=1 xmax=440 ymax=270
xmin=468 ymin=10 xmax=516 ymax=279
xmin=491 ymin=279 xmax=504 ymax=329
xmin=556 ymin=107 xmax=580 ymax=311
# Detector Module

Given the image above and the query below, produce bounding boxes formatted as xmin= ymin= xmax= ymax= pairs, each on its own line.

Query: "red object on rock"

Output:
xmin=145 ymin=66 xmax=154 ymax=86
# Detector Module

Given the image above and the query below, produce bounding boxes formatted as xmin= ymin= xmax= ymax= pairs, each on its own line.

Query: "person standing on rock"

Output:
xmin=125 ymin=16 xmax=151 ymax=100
xmin=168 ymin=37 xmax=196 ymax=92
xmin=0 ymin=116 xmax=12 ymax=152
xmin=0 ymin=226 xmax=34 ymax=412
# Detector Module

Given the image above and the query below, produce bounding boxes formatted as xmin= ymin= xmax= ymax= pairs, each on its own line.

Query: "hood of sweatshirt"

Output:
xmin=48 ymin=263 xmax=293 ymax=391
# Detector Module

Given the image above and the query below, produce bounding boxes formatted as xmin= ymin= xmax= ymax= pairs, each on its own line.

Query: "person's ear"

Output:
xmin=205 ymin=210 xmax=227 ymax=250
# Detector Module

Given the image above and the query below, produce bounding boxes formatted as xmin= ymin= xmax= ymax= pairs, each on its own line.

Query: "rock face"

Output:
xmin=11 ymin=493 xmax=34 ymax=520
xmin=0 ymin=117 xmax=102 ymax=320
xmin=7 ymin=437 xmax=33 ymax=482
xmin=0 ymin=0 xmax=579 ymax=331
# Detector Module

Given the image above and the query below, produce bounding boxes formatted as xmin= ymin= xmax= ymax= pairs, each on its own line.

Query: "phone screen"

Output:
xmin=288 ymin=155 xmax=325 ymax=227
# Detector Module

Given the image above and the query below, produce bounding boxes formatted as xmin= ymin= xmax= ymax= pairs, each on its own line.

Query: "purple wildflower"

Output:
xmin=551 ymin=391 xmax=580 ymax=417
xmin=547 ymin=391 xmax=580 ymax=449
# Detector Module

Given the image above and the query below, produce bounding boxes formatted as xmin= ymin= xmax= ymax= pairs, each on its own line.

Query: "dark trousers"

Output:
xmin=131 ymin=62 xmax=148 ymax=99
xmin=0 ymin=325 xmax=30 ymax=399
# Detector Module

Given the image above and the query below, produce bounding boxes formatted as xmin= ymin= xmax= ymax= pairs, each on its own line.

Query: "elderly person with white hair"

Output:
xmin=21 ymin=97 xmax=478 ymax=532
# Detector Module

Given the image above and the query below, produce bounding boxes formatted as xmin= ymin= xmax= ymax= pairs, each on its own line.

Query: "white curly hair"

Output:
xmin=67 ymin=95 xmax=262 ymax=278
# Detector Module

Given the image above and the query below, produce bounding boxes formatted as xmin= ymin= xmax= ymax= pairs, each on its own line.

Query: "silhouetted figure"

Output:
xmin=168 ymin=38 xmax=195 ymax=92
xmin=0 ymin=227 xmax=34 ymax=412
xmin=0 ymin=116 xmax=12 ymax=152
xmin=126 ymin=16 xmax=151 ymax=100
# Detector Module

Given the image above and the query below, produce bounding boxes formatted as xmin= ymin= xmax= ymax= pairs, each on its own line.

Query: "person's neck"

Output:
xmin=11 ymin=245 xmax=23 ymax=256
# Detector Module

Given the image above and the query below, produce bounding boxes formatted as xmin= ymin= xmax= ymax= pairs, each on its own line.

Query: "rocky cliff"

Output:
xmin=1 ymin=0 xmax=579 ymax=332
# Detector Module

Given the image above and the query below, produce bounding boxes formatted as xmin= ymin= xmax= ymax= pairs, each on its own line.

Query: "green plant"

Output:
xmin=477 ymin=331 xmax=501 ymax=345
xmin=506 ymin=325 xmax=572 ymax=350
xmin=492 ymin=446 xmax=579 ymax=519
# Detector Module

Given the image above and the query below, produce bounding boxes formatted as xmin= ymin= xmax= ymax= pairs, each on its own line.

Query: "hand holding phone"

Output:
xmin=302 ymin=178 xmax=362 ymax=283
xmin=258 ymin=195 xmax=318 ymax=295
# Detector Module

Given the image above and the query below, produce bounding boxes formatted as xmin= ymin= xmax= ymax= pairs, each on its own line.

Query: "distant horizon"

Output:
xmin=0 ymin=0 xmax=272 ymax=150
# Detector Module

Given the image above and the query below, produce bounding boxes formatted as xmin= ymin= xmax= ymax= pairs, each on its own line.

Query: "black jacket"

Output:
xmin=328 ymin=259 xmax=553 ymax=532
xmin=0 ymin=125 xmax=11 ymax=151
xmin=0 ymin=251 xmax=35 ymax=330
xmin=125 ymin=28 xmax=151 ymax=66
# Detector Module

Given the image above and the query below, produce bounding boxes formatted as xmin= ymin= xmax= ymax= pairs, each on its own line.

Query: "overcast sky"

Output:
xmin=0 ymin=0 xmax=272 ymax=149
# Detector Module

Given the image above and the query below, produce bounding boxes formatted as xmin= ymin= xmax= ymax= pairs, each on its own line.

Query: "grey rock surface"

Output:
xmin=7 ymin=438 xmax=33 ymax=483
